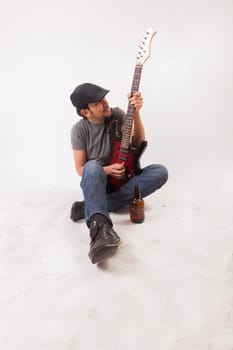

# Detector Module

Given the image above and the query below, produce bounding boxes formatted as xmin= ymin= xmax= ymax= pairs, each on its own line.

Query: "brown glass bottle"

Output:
xmin=130 ymin=185 xmax=145 ymax=223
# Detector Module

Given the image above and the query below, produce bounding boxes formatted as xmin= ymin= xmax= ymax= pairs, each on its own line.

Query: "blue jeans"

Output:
xmin=80 ymin=160 xmax=168 ymax=224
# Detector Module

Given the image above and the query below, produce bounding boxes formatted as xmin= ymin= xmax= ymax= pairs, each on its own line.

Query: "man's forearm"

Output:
xmin=132 ymin=111 xmax=145 ymax=147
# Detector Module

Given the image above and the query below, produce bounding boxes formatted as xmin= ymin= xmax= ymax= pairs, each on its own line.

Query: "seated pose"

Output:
xmin=70 ymin=83 xmax=168 ymax=264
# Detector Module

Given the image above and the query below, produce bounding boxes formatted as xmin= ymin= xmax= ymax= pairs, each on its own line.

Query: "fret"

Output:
xmin=120 ymin=64 xmax=143 ymax=150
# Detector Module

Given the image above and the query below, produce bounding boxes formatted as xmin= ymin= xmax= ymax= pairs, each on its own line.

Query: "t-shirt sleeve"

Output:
xmin=70 ymin=122 xmax=86 ymax=150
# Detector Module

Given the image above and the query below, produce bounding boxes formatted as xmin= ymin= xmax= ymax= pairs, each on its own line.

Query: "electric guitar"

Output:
xmin=107 ymin=27 xmax=157 ymax=191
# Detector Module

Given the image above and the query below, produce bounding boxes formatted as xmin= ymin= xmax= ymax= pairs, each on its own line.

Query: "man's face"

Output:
xmin=82 ymin=98 xmax=111 ymax=123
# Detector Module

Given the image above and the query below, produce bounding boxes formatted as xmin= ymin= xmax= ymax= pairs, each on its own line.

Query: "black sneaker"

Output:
xmin=88 ymin=219 xmax=121 ymax=264
xmin=70 ymin=201 xmax=85 ymax=221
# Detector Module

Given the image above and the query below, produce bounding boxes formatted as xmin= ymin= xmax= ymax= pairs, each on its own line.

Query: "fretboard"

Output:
xmin=120 ymin=64 xmax=143 ymax=150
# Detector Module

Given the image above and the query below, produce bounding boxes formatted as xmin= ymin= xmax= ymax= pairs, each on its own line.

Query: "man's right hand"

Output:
xmin=104 ymin=163 xmax=125 ymax=180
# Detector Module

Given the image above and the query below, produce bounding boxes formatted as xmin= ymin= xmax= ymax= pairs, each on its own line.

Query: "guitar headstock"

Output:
xmin=136 ymin=27 xmax=157 ymax=65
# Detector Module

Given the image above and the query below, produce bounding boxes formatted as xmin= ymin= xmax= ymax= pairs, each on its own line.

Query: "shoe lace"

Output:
xmin=90 ymin=221 xmax=109 ymax=241
xmin=99 ymin=223 xmax=111 ymax=240
xmin=90 ymin=219 xmax=119 ymax=243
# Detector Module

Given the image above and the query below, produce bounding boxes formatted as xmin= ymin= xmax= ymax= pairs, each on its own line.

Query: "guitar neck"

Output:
xmin=120 ymin=64 xmax=143 ymax=150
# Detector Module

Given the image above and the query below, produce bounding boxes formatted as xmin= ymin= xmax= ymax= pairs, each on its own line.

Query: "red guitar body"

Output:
xmin=107 ymin=139 xmax=147 ymax=192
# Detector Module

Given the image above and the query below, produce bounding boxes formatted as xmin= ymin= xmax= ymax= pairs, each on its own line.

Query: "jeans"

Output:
xmin=80 ymin=160 xmax=168 ymax=224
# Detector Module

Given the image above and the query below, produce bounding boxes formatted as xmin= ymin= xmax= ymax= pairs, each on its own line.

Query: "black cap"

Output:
xmin=70 ymin=83 xmax=109 ymax=114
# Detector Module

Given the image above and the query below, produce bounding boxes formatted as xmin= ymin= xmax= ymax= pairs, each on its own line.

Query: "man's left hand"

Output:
xmin=128 ymin=92 xmax=143 ymax=111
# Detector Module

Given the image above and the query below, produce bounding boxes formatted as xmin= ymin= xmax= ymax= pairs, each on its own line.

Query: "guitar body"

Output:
xmin=107 ymin=139 xmax=148 ymax=192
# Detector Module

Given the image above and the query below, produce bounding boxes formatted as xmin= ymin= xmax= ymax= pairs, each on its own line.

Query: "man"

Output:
xmin=70 ymin=83 xmax=168 ymax=264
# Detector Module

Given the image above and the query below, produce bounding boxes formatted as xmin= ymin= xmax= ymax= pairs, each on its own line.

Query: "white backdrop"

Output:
xmin=0 ymin=0 xmax=232 ymax=190
xmin=1 ymin=2 xmax=233 ymax=349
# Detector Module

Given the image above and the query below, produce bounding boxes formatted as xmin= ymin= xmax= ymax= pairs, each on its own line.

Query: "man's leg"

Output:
xmin=80 ymin=160 xmax=111 ymax=224
xmin=71 ymin=163 xmax=168 ymax=219
xmin=107 ymin=164 xmax=168 ymax=212
xmin=80 ymin=160 xmax=121 ymax=264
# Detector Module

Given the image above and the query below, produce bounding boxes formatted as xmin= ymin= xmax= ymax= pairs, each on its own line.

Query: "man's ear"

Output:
xmin=80 ymin=108 xmax=90 ymax=118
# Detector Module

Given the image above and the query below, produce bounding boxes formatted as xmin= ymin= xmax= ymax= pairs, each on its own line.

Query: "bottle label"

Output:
xmin=130 ymin=206 xmax=145 ymax=223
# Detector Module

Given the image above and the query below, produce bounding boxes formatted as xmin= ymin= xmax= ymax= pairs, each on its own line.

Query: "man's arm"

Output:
xmin=73 ymin=149 xmax=87 ymax=176
xmin=73 ymin=149 xmax=125 ymax=180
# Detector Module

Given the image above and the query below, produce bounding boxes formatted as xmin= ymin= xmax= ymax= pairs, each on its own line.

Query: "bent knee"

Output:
xmin=150 ymin=164 xmax=168 ymax=186
xmin=159 ymin=164 xmax=168 ymax=185
xmin=82 ymin=160 xmax=105 ymax=178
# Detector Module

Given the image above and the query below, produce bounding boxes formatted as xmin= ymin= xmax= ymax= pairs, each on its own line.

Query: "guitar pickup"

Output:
xmin=119 ymin=156 xmax=128 ymax=161
xmin=120 ymin=148 xmax=128 ymax=154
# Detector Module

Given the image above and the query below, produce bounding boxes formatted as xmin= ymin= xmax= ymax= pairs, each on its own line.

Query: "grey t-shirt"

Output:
xmin=71 ymin=107 xmax=125 ymax=166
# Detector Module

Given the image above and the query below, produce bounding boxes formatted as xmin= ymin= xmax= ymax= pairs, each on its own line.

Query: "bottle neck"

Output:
xmin=134 ymin=185 xmax=142 ymax=200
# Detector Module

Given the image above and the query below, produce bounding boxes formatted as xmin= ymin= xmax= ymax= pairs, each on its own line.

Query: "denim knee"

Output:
xmin=82 ymin=160 xmax=105 ymax=178
xmin=146 ymin=163 xmax=168 ymax=188
xmin=157 ymin=164 xmax=168 ymax=186
xmin=81 ymin=160 xmax=106 ymax=185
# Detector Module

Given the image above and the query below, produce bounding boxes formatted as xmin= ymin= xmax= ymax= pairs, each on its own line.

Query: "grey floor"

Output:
xmin=0 ymin=163 xmax=233 ymax=350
